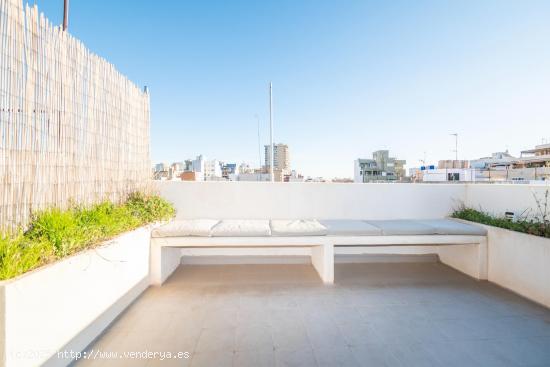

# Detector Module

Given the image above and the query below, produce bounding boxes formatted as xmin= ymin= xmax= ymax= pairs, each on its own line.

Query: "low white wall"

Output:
xmin=482 ymin=224 xmax=550 ymax=308
xmin=158 ymin=181 xmax=466 ymax=220
xmin=0 ymin=226 xmax=152 ymax=367
xmin=465 ymin=183 xmax=550 ymax=219
xmin=158 ymin=181 xmax=550 ymax=221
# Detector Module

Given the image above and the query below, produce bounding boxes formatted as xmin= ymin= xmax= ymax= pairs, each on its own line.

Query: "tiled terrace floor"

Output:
xmin=76 ymin=263 xmax=550 ymax=367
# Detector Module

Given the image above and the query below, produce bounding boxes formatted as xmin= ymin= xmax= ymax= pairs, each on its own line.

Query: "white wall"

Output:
xmin=482 ymin=224 xmax=550 ymax=308
xmin=0 ymin=226 xmax=152 ymax=367
xmin=159 ymin=181 xmax=549 ymax=221
xmin=158 ymin=181 xmax=466 ymax=220
xmin=465 ymin=183 xmax=550 ymax=219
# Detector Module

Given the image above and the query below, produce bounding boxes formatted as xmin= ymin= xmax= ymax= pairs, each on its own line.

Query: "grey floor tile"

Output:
xmin=146 ymin=354 xmax=192 ymax=367
xmin=457 ymin=339 xmax=517 ymax=367
xmin=275 ymin=348 xmax=318 ymax=367
xmin=235 ymin=324 xmax=274 ymax=353
xmin=74 ymin=263 xmax=550 ymax=367
xmin=338 ymin=322 xmax=378 ymax=347
xmin=350 ymin=343 xmax=394 ymax=367
xmin=388 ymin=343 xmax=439 ymax=367
xmin=313 ymin=345 xmax=360 ymax=367
xmin=493 ymin=337 xmax=550 ymax=367
xmin=190 ymin=351 xmax=234 ymax=367
xmin=194 ymin=327 xmax=236 ymax=353
xmin=306 ymin=321 xmax=348 ymax=350
xmin=271 ymin=323 xmax=311 ymax=351
xmin=423 ymin=341 xmax=478 ymax=367
xmin=234 ymin=350 xmax=276 ymax=367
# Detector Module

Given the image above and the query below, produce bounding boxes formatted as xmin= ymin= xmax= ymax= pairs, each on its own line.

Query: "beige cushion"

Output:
xmin=151 ymin=219 xmax=219 ymax=237
xmin=418 ymin=219 xmax=487 ymax=236
xmin=319 ymin=220 xmax=382 ymax=236
xmin=270 ymin=219 xmax=327 ymax=236
xmin=366 ymin=220 xmax=437 ymax=235
xmin=212 ymin=220 xmax=271 ymax=237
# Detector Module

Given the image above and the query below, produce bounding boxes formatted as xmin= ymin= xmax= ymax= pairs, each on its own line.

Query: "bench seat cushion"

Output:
xmin=270 ymin=219 xmax=328 ymax=236
xmin=366 ymin=220 xmax=437 ymax=235
xmin=212 ymin=220 xmax=272 ymax=237
xmin=151 ymin=219 xmax=220 ymax=237
xmin=319 ymin=220 xmax=382 ymax=236
xmin=418 ymin=219 xmax=487 ymax=236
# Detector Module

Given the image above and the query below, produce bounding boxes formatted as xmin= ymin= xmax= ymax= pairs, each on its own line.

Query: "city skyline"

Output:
xmin=36 ymin=0 xmax=550 ymax=178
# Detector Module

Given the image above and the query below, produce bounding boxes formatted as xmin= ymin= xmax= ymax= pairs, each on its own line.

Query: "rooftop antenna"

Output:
xmin=63 ymin=0 xmax=69 ymax=31
xmin=269 ymin=82 xmax=274 ymax=182
xmin=255 ymin=114 xmax=262 ymax=181
xmin=419 ymin=151 xmax=427 ymax=166
xmin=450 ymin=133 xmax=458 ymax=166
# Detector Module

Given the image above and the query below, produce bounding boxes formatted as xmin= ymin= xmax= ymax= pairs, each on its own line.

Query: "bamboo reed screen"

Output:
xmin=0 ymin=0 xmax=151 ymax=231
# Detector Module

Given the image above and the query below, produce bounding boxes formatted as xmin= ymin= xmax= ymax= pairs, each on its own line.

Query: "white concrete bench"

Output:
xmin=150 ymin=219 xmax=487 ymax=285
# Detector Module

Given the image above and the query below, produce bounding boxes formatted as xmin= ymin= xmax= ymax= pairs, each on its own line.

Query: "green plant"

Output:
xmin=452 ymin=191 xmax=550 ymax=239
xmin=125 ymin=192 xmax=175 ymax=224
xmin=0 ymin=193 xmax=175 ymax=280
xmin=0 ymin=233 xmax=53 ymax=280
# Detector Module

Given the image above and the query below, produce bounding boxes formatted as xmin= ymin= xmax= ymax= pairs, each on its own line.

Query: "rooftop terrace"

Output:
xmin=76 ymin=262 xmax=550 ymax=367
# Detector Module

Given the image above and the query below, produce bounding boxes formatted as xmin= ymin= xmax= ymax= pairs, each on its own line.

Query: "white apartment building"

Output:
xmin=238 ymin=162 xmax=252 ymax=174
xmin=470 ymin=151 xmax=516 ymax=170
xmin=204 ymin=159 xmax=222 ymax=179
xmin=264 ymin=143 xmax=290 ymax=171
xmin=190 ymin=155 xmax=205 ymax=181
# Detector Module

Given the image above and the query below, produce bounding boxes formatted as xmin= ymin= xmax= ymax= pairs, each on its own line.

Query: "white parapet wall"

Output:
xmin=0 ymin=226 xmax=152 ymax=367
xmin=159 ymin=181 xmax=549 ymax=221
xmin=158 ymin=181 xmax=467 ymax=220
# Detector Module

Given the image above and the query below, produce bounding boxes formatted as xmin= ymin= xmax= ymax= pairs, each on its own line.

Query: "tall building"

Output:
xmin=264 ymin=143 xmax=290 ymax=171
xmin=264 ymin=143 xmax=290 ymax=181
xmin=354 ymin=150 xmax=406 ymax=183
xmin=192 ymin=155 xmax=205 ymax=178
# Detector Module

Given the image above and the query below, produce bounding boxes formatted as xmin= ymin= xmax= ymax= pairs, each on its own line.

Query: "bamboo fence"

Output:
xmin=0 ymin=0 xmax=151 ymax=232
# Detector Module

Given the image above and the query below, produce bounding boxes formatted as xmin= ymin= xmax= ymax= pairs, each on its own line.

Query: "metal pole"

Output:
xmin=269 ymin=82 xmax=274 ymax=182
xmin=450 ymin=133 xmax=458 ymax=168
xmin=256 ymin=114 xmax=262 ymax=181
xmin=455 ymin=134 xmax=458 ymax=161
xmin=63 ymin=0 xmax=69 ymax=31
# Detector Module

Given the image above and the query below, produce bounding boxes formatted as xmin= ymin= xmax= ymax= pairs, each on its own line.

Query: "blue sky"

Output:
xmin=37 ymin=0 xmax=550 ymax=178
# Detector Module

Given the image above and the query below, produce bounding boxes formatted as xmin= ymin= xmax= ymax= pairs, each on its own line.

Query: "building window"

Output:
xmin=447 ymin=173 xmax=460 ymax=181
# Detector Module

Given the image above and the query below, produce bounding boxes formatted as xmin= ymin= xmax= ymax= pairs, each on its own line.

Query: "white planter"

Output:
xmin=463 ymin=221 xmax=550 ymax=308
xmin=0 ymin=225 xmax=153 ymax=367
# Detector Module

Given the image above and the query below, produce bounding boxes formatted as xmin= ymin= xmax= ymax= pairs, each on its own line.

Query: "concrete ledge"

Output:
xmin=181 ymin=255 xmax=311 ymax=265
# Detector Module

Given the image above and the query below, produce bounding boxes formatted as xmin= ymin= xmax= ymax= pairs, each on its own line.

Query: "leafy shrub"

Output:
xmin=0 ymin=233 xmax=53 ymax=280
xmin=0 ymin=193 xmax=175 ymax=280
xmin=452 ymin=206 xmax=550 ymax=238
